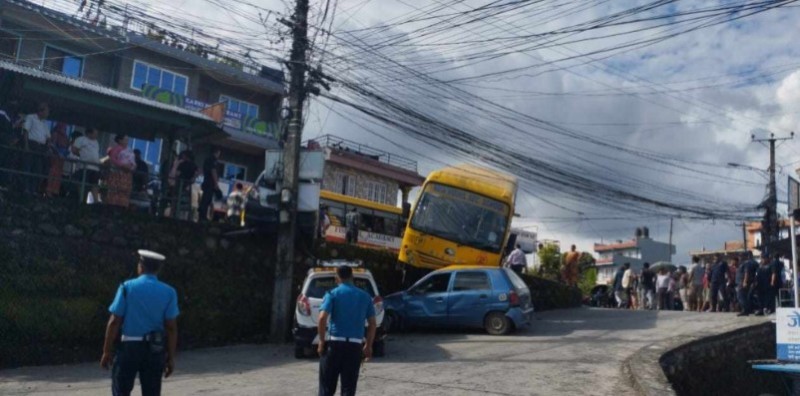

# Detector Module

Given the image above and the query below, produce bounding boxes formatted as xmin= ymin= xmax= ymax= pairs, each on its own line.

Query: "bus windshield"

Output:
xmin=409 ymin=183 xmax=509 ymax=252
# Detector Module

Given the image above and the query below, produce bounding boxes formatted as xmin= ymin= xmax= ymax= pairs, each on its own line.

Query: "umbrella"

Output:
xmin=649 ymin=261 xmax=677 ymax=273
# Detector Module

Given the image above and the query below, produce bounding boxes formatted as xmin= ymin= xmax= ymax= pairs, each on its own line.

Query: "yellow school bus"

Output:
xmin=399 ymin=165 xmax=517 ymax=273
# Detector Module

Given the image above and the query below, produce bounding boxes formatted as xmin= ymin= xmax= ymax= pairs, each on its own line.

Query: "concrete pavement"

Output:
xmin=0 ymin=308 xmax=769 ymax=396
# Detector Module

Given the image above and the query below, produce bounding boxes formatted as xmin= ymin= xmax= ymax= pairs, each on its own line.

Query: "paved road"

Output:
xmin=0 ymin=308 xmax=768 ymax=396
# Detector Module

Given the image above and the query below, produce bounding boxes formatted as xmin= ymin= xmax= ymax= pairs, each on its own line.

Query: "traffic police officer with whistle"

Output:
xmin=101 ymin=250 xmax=179 ymax=396
xmin=317 ymin=265 xmax=377 ymax=396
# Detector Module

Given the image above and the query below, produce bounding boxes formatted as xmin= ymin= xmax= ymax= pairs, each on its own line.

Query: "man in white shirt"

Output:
xmin=21 ymin=103 xmax=51 ymax=194
xmin=71 ymin=127 xmax=100 ymax=203
xmin=505 ymin=244 xmax=527 ymax=275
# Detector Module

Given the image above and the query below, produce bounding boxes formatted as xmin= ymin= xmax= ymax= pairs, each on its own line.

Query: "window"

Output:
xmin=220 ymin=95 xmax=259 ymax=118
xmin=366 ymin=181 xmax=388 ymax=204
xmin=334 ymin=173 xmax=355 ymax=196
xmin=0 ymin=30 xmax=20 ymax=61
xmin=411 ymin=273 xmax=451 ymax=294
xmin=131 ymin=60 xmax=189 ymax=94
xmin=128 ymin=138 xmax=163 ymax=172
xmin=305 ymin=276 xmax=375 ymax=299
xmin=42 ymin=46 xmax=83 ymax=77
xmin=216 ymin=162 xmax=247 ymax=181
xmin=453 ymin=272 xmax=491 ymax=291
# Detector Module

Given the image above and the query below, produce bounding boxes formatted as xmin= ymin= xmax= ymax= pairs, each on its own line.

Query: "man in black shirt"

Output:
xmin=709 ymin=254 xmax=728 ymax=312
xmin=132 ymin=149 xmax=149 ymax=193
xmin=736 ymin=252 xmax=758 ymax=316
xmin=640 ymin=262 xmax=656 ymax=310
xmin=198 ymin=147 xmax=222 ymax=223
xmin=756 ymin=254 xmax=774 ymax=315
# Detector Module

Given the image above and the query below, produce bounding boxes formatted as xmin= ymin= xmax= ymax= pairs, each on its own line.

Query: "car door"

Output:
xmin=404 ymin=272 xmax=453 ymax=327
xmin=447 ymin=271 xmax=493 ymax=328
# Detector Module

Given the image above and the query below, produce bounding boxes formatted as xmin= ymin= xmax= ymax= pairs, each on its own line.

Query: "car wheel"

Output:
xmin=373 ymin=340 xmax=385 ymax=358
xmin=484 ymin=312 xmax=511 ymax=335
xmin=384 ymin=310 xmax=400 ymax=332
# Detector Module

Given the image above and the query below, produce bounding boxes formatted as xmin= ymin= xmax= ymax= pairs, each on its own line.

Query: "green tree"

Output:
xmin=537 ymin=244 xmax=562 ymax=281
xmin=578 ymin=267 xmax=598 ymax=296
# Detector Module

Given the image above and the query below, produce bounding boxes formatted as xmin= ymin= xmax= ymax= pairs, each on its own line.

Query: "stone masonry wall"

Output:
xmin=660 ymin=322 xmax=784 ymax=396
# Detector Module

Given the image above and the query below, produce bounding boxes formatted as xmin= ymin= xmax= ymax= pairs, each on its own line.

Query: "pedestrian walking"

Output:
xmin=613 ymin=263 xmax=628 ymax=308
xmin=687 ymin=257 xmax=704 ymax=312
xmin=656 ymin=268 xmax=670 ymax=310
xmin=317 ymin=265 xmax=377 ymax=396
xmin=709 ymin=254 xmax=728 ymax=312
xmin=725 ymin=258 xmax=739 ymax=312
xmin=772 ymin=254 xmax=785 ymax=309
xmin=756 ymin=255 xmax=774 ymax=316
xmin=737 ymin=252 xmax=758 ymax=316
xmin=622 ymin=264 xmax=633 ymax=309
xmin=505 ymin=243 xmax=527 ymax=275
xmin=641 ymin=262 xmax=656 ymax=310
xmin=677 ymin=266 xmax=689 ymax=311
xmin=345 ymin=208 xmax=360 ymax=245
xmin=101 ymin=250 xmax=179 ymax=396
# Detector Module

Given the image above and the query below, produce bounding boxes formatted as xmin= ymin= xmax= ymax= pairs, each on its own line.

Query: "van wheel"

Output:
xmin=373 ymin=340 xmax=385 ymax=357
xmin=484 ymin=312 xmax=511 ymax=335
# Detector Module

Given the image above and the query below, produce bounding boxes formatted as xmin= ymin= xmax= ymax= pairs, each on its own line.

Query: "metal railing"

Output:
xmin=0 ymin=144 xmax=202 ymax=221
xmin=305 ymin=134 xmax=418 ymax=173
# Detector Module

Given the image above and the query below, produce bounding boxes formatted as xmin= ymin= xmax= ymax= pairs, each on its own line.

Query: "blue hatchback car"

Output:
xmin=383 ymin=266 xmax=534 ymax=335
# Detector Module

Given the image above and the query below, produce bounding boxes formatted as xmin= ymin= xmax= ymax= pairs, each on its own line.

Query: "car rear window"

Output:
xmin=504 ymin=268 xmax=528 ymax=291
xmin=306 ymin=276 xmax=376 ymax=298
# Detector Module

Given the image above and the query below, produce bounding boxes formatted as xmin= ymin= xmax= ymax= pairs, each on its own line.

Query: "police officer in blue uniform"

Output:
xmin=101 ymin=250 xmax=180 ymax=396
xmin=317 ymin=265 xmax=377 ymax=396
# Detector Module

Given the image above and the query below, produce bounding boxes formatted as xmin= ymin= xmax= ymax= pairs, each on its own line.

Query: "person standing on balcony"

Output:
xmin=71 ymin=127 xmax=101 ymax=203
xmin=345 ymin=208 xmax=360 ymax=245
xmin=198 ymin=147 xmax=221 ymax=223
xmin=45 ymin=122 xmax=69 ymax=197
xmin=105 ymin=134 xmax=136 ymax=207
xmin=21 ymin=102 xmax=51 ymax=195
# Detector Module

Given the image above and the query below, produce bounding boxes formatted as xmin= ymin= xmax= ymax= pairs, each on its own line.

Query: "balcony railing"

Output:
xmin=305 ymin=134 xmax=418 ymax=173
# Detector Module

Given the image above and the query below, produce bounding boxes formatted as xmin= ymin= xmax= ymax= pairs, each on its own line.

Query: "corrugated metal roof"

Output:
xmin=4 ymin=0 xmax=284 ymax=95
xmin=0 ymin=59 xmax=215 ymax=121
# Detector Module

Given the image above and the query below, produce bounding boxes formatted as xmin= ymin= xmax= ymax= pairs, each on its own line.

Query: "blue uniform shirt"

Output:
xmin=320 ymin=282 xmax=375 ymax=340
xmin=109 ymin=274 xmax=180 ymax=337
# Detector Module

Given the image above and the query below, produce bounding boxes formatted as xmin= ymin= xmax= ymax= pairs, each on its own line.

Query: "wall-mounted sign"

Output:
xmin=776 ymin=308 xmax=800 ymax=361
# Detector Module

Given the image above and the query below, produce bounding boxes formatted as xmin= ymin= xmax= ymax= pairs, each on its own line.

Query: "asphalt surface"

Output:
xmin=0 ymin=308 xmax=768 ymax=396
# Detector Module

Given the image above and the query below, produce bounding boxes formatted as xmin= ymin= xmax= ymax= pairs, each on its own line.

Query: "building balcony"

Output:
xmin=306 ymin=135 xmax=418 ymax=173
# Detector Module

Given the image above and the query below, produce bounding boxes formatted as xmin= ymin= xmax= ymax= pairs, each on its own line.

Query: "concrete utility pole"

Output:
xmin=270 ymin=0 xmax=310 ymax=342
xmin=752 ymin=132 xmax=794 ymax=253
xmin=668 ymin=217 xmax=673 ymax=262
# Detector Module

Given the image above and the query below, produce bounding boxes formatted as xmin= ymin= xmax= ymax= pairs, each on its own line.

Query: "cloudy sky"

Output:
xmin=90 ymin=0 xmax=800 ymax=261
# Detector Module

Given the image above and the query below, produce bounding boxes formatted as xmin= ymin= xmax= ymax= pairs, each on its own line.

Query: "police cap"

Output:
xmin=138 ymin=249 xmax=166 ymax=271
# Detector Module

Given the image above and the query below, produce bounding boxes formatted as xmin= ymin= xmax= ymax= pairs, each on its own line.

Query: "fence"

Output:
xmin=0 ymin=143 xmax=209 ymax=221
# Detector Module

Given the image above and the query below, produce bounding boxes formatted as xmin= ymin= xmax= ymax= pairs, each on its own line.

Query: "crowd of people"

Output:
xmin=609 ymin=252 xmax=789 ymax=316
xmin=0 ymin=100 xmax=245 ymax=224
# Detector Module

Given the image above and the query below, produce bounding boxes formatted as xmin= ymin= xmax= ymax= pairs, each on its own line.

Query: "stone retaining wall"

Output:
xmin=626 ymin=321 xmax=784 ymax=396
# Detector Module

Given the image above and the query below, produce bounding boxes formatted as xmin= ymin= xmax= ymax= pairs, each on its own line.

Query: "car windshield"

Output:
xmin=305 ymin=276 xmax=376 ymax=299
xmin=410 ymin=183 xmax=509 ymax=252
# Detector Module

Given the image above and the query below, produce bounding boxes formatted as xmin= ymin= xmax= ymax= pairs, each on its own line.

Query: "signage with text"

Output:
xmin=324 ymin=226 xmax=401 ymax=253
xmin=777 ymin=308 xmax=800 ymax=361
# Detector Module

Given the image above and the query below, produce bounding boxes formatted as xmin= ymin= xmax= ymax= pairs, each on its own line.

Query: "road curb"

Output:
xmin=623 ymin=318 xmax=770 ymax=396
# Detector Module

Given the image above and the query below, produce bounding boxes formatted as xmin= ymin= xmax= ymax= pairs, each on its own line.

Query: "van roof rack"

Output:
xmin=317 ymin=259 xmax=363 ymax=268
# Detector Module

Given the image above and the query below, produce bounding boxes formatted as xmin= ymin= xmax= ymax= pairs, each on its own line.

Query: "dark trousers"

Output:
xmin=757 ymin=286 xmax=774 ymax=313
xmin=657 ymin=287 xmax=668 ymax=310
xmin=511 ymin=264 xmax=525 ymax=275
xmin=198 ymin=187 xmax=214 ymax=222
xmin=319 ymin=341 xmax=362 ymax=396
xmin=346 ymin=229 xmax=359 ymax=244
xmin=710 ymin=282 xmax=724 ymax=310
xmin=738 ymin=286 xmax=754 ymax=314
xmin=22 ymin=142 xmax=48 ymax=194
xmin=112 ymin=341 xmax=165 ymax=396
